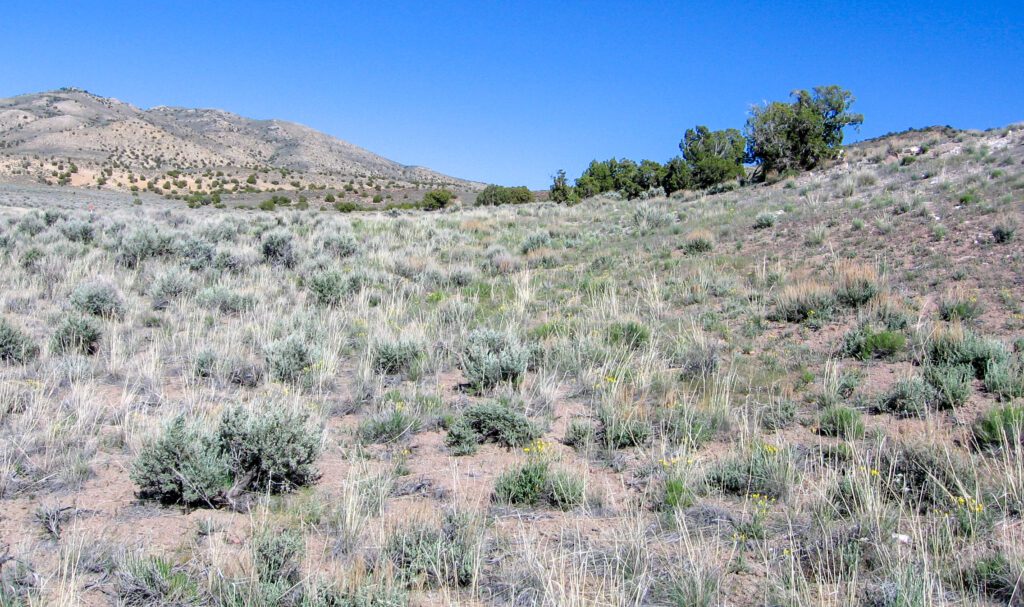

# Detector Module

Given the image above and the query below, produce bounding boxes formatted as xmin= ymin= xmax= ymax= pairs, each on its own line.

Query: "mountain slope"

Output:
xmin=0 ymin=88 xmax=475 ymax=189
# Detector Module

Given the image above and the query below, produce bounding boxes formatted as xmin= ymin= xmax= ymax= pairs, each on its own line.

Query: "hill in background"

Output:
xmin=0 ymin=88 xmax=482 ymax=207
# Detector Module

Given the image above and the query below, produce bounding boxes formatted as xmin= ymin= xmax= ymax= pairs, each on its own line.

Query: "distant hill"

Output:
xmin=0 ymin=88 xmax=481 ymax=199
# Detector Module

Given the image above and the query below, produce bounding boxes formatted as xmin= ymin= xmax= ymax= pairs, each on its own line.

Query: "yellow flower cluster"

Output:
xmin=950 ymin=494 xmax=984 ymax=514
xmin=761 ymin=444 xmax=779 ymax=455
xmin=523 ymin=438 xmax=548 ymax=455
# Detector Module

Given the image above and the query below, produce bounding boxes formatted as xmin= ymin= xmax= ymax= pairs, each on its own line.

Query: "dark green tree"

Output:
xmin=661 ymin=156 xmax=691 ymax=195
xmin=745 ymin=85 xmax=863 ymax=178
xmin=477 ymin=185 xmax=535 ymax=206
xmin=421 ymin=188 xmax=455 ymax=211
xmin=679 ymin=126 xmax=746 ymax=189
xmin=637 ymin=159 xmax=665 ymax=191
xmin=549 ymin=170 xmax=578 ymax=204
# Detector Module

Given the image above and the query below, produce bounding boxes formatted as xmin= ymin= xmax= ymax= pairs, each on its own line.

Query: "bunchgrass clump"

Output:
xmin=492 ymin=446 xmax=585 ymax=510
xmin=833 ymin=261 xmax=880 ymax=307
xmin=875 ymin=376 xmax=933 ymax=417
xmin=383 ymin=511 xmax=483 ymax=589
xmin=876 ymin=442 xmax=976 ymax=512
xmin=938 ymin=289 xmax=983 ymax=322
xmin=773 ymin=281 xmax=836 ymax=323
xmin=658 ymin=406 xmax=727 ymax=449
xmin=607 ymin=320 xmax=651 ymax=350
xmin=923 ymin=364 xmax=973 ymax=409
xmin=982 ymin=357 xmax=1024 ymax=401
xmin=598 ymin=406 xmax=652 ymax=449
xmin=359 ymin=407 xmax=422 ymax=444
xmin=972 ymin=404 xmax=1024 ymax=450
xmin=818 ymin=405 xmax=865 ymax=439
xmin=372 ymin=337 xmax=425 ymax=376
xmin=839 ymin=321 xmax=905 ymax=360
xmin=681 ymin=229 xmax=714 ymax=254
xmin=705 ymin=442 xmax=797 ymax=499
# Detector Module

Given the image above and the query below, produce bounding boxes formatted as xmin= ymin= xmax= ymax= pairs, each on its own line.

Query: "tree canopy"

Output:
xmin=745 ymin=85 xmax=863 ymax=177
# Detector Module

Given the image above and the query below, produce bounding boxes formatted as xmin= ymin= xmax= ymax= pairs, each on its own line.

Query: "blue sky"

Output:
xmin=2 ymin=1 xmax=1021 ymax=188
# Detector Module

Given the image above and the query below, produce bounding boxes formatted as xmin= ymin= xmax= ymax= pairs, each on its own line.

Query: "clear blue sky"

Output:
xmin=2 ymin=1 xmax=1021 ymax=188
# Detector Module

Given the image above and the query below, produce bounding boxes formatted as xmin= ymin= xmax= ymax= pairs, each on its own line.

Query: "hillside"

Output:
xmin=0 ymin=123 xmax=1022 ymax=606
xmin=0 ymin=88 xmax=481 ymax=204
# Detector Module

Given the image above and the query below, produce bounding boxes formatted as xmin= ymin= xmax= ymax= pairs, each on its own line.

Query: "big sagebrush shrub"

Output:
xmin=460 ymin=329 xmax=529 ymax=392
xmin=50 ymin=314 xmax=103 ymax=355
xmin=130 ymin=417 xmax=228 ymax=506
xmin=266 ymin=334 xmax=315 ymax=384
xmin=260 ymin=229 xmax=296 ymax=268
xmin=0 ymin=317 xmax=39 ymax=364
xmin=70 ymin=281 xmax=126 ymax=319
xmin=131 ymin=407 xmax=321 ymax=506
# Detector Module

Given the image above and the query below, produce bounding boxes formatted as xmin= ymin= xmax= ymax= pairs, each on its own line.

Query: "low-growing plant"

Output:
xmin=607 ymin=320 xmax=651 ymax=350
xmin=563 ymin=418 xmax=595 ymax=451
xmin=875 ymin=376 xmax=933 ymax=417
xmin=322 ymin=232 xmax=359 ymax=257
xmin=520 ymin=230 xmax=552 ymax=254
xmin=876 ymin=442 xmax=976 ymax=512
xmin=760 ymin=399 xmax=797 ymax=431
xmin=991 ymin=220 xmax=1017 ymax=244
xmin=923 ymin=364 xmax=973 ymax=409
xmin=197 ymin=286 xmax=253 ymax=314
xmin=956 ymin=553 xmax=1023 ymax=605
xmin=383 ymin=510 xmax=482 ymax=588
xmin=839 ymin=321 xmax=905 ymax=360
xmin=938 ymin=289 xmax=983 ymax=322
xmin=149 ymin=269 xmax=194 ymax=302
xmin=359 ymin=407 xmax=422 ymax=444
xmin=682 ymin=229 xmax=714 ymax=253
xmin=445 ymin=400 xmax=541 ymax=455
xmin=307 ymin=269 xmax=347 ymax=306
xmin=658 ymin=406 xmax=727 ymax=449
xmin=982 ymin=357 xmax=1024 ymax=401
xmin=598 ymin=406 xmax=652 ymax=449
xmin=753 ymin=212 xmax=777 ymax=229
xmin=260 ymin=229 xmax=296 ymax=268
xmin=833 ymin=261 xmax=880 ymax=307
xmin=492 ymin=447 xmax=583 ymax=510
